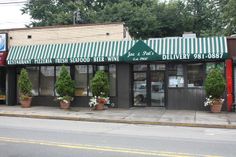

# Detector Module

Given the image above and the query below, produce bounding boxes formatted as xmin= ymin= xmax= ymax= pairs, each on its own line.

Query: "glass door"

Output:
xmin=150 ymin=71 xmax=165 ymax=107
xmin=133 ymin=72 xmax=147 ymax=106
xmin=0 ymin=68 xmax=6 ymax=104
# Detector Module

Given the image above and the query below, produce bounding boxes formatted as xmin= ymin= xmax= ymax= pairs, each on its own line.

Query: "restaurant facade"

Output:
xmin=5 ymin=36 xmax=231 ymax=110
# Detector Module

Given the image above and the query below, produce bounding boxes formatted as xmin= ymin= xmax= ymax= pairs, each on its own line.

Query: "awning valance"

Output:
xmin=7 ymin=37 xmax=228 ymax=65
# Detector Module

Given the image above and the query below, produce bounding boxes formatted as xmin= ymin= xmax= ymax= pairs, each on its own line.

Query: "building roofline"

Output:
xmin=0 ymin=22 xmax=125 ymax=32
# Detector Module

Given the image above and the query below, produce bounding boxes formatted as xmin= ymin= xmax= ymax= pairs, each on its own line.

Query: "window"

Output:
xmin=75 ymin=65 xmax=88 ymax=96
xmin=26 ymin=67 xmax=39 ymax=96
xmin=133 ymin=64 xmax=147 ymax=71
xmin=88 ymin=65 xmax=93 ymax=96
xmin=206 ymin=62 xmax=224 ymax=74
xmin=40 ymin=66 xmax=54 ymax=96
xmin=187 ymin=64 xmax=204 ymax=87
xmin=150 ymin=64 xmax=165 ymax=71
xmin=168 ymin=64 xmax=184 ymax=87
xmin=109 ymin=64 xmax=116 ymax=96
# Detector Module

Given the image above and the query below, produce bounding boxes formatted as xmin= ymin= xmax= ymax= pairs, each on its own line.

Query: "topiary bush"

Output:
xmin=55 ymin=66 xmax=75 ymax=101
xmin=18 ymin=68 xmax=32 ymax=99
xmin=91 ymin=71 xmax=109 ymax=97
xmin=205 ymin=68 xmax=226 ymax=99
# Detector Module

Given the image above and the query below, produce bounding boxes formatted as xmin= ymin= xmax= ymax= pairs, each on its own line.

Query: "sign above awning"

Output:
xmin=7 ymin=37 xmax=228 ymax=65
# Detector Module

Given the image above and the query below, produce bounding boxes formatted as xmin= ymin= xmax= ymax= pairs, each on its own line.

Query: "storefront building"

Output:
xmin=6 ymin=36 xmax=229 ymax=110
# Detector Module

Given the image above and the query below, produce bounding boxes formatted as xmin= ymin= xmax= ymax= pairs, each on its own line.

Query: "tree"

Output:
xmin=21 ymin=0 xmax=83 ymax=26
xmin=55 ymin=65 xmax=75 ymax=101
xmin=222 ymin=0 xmax=236 ymax=35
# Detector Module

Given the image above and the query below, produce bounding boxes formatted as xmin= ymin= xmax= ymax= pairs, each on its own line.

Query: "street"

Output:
xmin=0 ymin=116 xmax=236 ymax=157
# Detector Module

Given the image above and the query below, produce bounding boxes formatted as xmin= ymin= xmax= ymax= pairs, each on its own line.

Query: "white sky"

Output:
xmin=0 ymin=0 xmax=31 ymax=29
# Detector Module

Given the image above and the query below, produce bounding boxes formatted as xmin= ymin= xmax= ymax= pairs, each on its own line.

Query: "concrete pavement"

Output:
xmin=0 ymin=105 xmax=236 ymax=129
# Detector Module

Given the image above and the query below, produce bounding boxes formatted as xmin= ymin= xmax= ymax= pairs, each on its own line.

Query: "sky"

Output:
xmin=0 ymin=0 xmax=31 ymax=29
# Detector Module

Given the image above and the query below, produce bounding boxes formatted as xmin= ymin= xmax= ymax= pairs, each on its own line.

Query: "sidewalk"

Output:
xmin=0 ymin=105 xmax=236 ymax=129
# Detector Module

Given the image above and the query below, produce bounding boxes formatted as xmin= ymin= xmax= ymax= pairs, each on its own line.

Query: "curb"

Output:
xmin=0 ymin=113 xmax=236 ymax=129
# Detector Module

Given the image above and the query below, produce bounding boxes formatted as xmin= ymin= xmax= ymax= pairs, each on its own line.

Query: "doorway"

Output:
xmin=0 ymin=68 xmax=6 ymax=104
xmin=132 ymin=64 xmax=165 ymax=107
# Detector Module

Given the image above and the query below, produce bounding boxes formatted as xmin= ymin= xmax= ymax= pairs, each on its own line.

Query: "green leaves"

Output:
xmin=18 ymin=69 xmax=32 ymax=97
xmin=205 ymin=68 xmax=226 ymax=99
xmin=55 ymin=66 xmax=75 ymax=98
xmin=22 ymin=0 xmax=233 ymax=38
xmin=91 ymin=71 xmax=109 ymax=97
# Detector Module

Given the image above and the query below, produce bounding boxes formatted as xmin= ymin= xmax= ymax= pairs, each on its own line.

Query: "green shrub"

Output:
xmin=55 ymin=66 xmax=75 ymax=99
xmin=91 ymin=71 xmax=109 ymax=97
xmin=205 ymin=68 xmax=226 ymax=99
xmin=18 ymin=68 xmax=32 ymax=98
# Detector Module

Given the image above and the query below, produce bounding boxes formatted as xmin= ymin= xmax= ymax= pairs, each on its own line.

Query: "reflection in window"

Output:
xmin=150 ymin=64 xmax=165 ymax=71
xmin=75 ymin=65 xmax=88 ymax=96
xmin=109 ymin=64 xmax=116 ymax=96
xmin=206 ymin=62 xmax=224 ymax=74
xmin=26 ymin=67 xmax=39 ymax=96
xmin=40 ymin=66 xmax=54 ymax=96
xmin=88 ymin=65 xmax=93 ymax=96
xmin=168 ymin=64 xmax=184 ymax=87
xmin=187 ymin=64 xmax=204 ymax=87
xmin=133 ymin=64 xmax=147 ymax=71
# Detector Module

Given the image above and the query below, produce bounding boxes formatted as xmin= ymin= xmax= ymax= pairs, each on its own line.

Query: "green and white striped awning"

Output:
xmin=7 ymin=37 xmax=228 ymax=65
xmin=7 ymin=40 xmax=137 ymax=65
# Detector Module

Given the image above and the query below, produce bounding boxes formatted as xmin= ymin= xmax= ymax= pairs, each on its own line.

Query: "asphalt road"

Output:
xmin=0 ymin=116 xmax=236 ymax=157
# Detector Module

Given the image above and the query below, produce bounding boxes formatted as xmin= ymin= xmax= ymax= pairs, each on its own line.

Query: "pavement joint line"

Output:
xmin=0 ymin=113 xmax=236 ymax=129
xmin=0 ymin=136 xmax=222 ymax=157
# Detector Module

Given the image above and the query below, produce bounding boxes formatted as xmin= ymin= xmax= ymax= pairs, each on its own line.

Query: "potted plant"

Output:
xmin=18 ymin=68 xmax=33 ymax=108
xmin=89 ymin=71 xmax=109 ymax=110
xmin=204 ymin=68 xmax=226 ymax=113
xmin=55 ymin=66 xmax=75 ymax=109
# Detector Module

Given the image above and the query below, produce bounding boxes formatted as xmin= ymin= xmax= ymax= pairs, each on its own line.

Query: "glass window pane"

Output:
xmin=133 ymin=64 xmax=147 ymax=71
xmin=168 ymin=64 xmax=184 ymax=88
xmin=168 ymin=76 xmax=184 ymax=87
xmin=150 ymin=64 xmax=165 ymax=70
xmin=109 ymin=64 xmax=116 ymax=96
xmin=88 ymin=65 xmax=93 ymax=96
xmin=75 ymin=65 xmax=87 ymax=96
xmin=187 ymin=64 xmax=204 ymax=87
xmin=40 ymin=66 xmax=54 ymax=96
xmin=206 ymin=62 xmax=224 ymax=74
xmin=26 ymin=67 xmax=39 ymax=96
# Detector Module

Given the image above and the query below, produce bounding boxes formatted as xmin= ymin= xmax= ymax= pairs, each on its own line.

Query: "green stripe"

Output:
xmin=205 ymin=38 xmax=209 ymax=54
xmin=169 ymin=39 xmax=171 ymax=54
xmin=218 ymin=37 xmax=221 ymax=53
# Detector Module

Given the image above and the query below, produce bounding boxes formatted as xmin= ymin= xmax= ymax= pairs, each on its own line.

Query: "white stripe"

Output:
xmin=50 ymin=44 xmax=56 ymax=59
xmin=223 ymin=37 xmax=227 ymax=52
xmin=216 ymin=37 xmax=220 ymax=53
xmin=211 ymin=37 xmax=215 ymax=53
xmin=207 ymin=38 xmax=211 ymax=53
xmin=199 ymin=38 xmax=202 ymax=54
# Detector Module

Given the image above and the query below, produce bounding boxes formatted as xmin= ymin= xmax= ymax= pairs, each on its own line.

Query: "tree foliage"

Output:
xmin=91 ymin=71 xmax=109 ymax=97
xmin=22 ymin=0 xmax=235 ymax=38
xmin=18 ymin=68 xmax=32 ymax=97
xmin=205 ymin=68 xmax=226 ymax=99
xmin=55 ymin=66 xmax=75 ymax=98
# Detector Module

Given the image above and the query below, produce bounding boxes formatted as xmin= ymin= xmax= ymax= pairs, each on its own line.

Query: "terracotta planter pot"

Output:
xmin=210 ymin=100 xmax=223 ymax=113
xmin=60 ymin=101 xmax=70 ymax=109
xmin=95 ymin=103 xmax=105 ymax=110
xmin=20 ymin=97 xmax=32 ymax=108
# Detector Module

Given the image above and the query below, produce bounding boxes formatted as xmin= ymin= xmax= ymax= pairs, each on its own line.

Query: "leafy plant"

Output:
xmin=18 ymin=68 xmax=32 ymax=99
xmin=205 ymin=68 xmax=226 ymax=99
xmin=91 ymin=71 xmax=109 ymax=97
xmin=55 ymin=66 xmax=75 ymax=101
